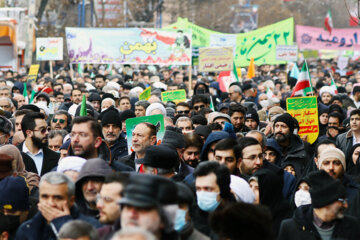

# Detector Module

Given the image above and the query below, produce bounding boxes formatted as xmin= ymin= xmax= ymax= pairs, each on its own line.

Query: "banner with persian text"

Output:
xmin=296 ymin=25 xmax=360 ymax=50
xmin=286 ymin=96 xmax=319 ymax=144
xmin=165 ymin=17 xmax=294 ymax=66
xmin=65 ymin=28 xmax=192 ymax=65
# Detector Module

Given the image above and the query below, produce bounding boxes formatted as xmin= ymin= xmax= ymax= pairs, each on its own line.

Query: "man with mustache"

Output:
xmin=19 ymin=112 xmax=60 ymax=176
xmin=75 ymin=158 xmax=113 ymax=218
xmin=100 ymin=107 xmax=127 ymax=160
xmin=272 ymin=113 xmax=308 ymax=178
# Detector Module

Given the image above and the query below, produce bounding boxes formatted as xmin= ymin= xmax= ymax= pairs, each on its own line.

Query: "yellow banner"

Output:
xmin=286 ymin=96 xmax=319 ymax=144
xmin=199 ymin=47 xmax=233 ymax=72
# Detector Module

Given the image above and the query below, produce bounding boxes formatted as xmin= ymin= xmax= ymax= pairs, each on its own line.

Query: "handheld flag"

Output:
xmin=232 ymin=62 xmax=239 ymax=82
xmin=80 ymin=95 xmax=87 ymax=116
xmin=209 ymin=96 xmax=215 ymax=111
xmin=290 ymin=61 xmax=313 ymax=97
xmin=324 ymin=9 xmax=333 ymax=34
xmin=77 ymin=63 xmax=83 ymax=76
xmin=290 ymin=62 xmax=300 ymax=79
xmin=246 ymin=57 xmax=255 ymax=79
xmin=29 ymin=90 xmax=36 ymax=104
xmin=329 ymin=72 xmax=338 ymax=94
xmin=266 ymin=87 xmax=275 ymax=99
xmin=23 ymin=83 xmax=28 ymax=104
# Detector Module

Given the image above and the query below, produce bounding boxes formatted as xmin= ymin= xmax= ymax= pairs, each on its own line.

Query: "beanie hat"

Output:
xmin=273 ymin=113 xmax=295 ymax=133
xmin=318 ymin=148 xmax=346 ymax=171
xmin=120 ymin=109 xmax=136 ymax=122
xmin=194 ymin=125 xmax=211 ymax=139
xmin=245 ymin=109 xmax=259 ymax=125
xmin=35 ymin=92 xmax=50 ymax=105
xmin=308 ymin=170 xmax=346 ymax=208
xmin=101 ymin=109 xmax=122 ymax=127
xmin=162 ymin=126 xmax=185 ymax=149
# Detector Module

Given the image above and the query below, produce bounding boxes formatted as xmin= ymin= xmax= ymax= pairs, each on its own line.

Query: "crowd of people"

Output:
xmin=1 ymin=59 xmax=360 ymax=240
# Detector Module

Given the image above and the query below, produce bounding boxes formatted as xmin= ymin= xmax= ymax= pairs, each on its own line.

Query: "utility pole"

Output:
xmin=24 ymin=0 xmax=36 ymax=65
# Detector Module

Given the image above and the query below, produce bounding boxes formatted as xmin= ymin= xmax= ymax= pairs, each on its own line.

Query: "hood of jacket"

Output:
xmin=75 ymin=158 xmax=113 ymax=199
xmin=200 ymin=131 xmax=229 ymax=161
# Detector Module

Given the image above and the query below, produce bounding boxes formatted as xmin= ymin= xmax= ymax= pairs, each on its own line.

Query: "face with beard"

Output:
xmin=71 ymin=122 xmax=101 ymax=159
xmin=30 ymin=119 xmax=49 ymax=149
xmin=274 ymin=122 xmax=291 ymax=143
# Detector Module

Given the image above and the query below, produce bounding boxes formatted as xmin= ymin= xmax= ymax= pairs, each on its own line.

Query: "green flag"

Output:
xmin=209 ymin=95 xmax=215 ymax=111
xmin=80 ymin=95 xmax=87 ymax=116
xmin=78 ymin=64 xmax=83 ymax=76
xmin=29 ymin=90 xmax=36 ymax=104
xmin=23 ymin=83 xmax=28 ymax=104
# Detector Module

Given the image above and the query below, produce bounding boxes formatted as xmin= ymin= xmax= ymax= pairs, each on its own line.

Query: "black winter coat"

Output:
xmin=278 ymin=204 xmax=360 ymax=240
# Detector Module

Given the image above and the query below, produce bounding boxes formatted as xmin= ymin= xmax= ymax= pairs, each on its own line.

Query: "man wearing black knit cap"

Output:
xmin=244 ymin=109 xmax=260 ymax=130
xmin=271 ymin=113 xmax=308 ymax=178
xmin=278 ymin=170 xmax=360 ymax=240
xmin=101 ymin=107 xmax=128 ymax=159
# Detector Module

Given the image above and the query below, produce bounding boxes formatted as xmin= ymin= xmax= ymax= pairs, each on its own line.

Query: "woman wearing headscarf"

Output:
xmin=249 ymin=168 xmax=292 ymax=237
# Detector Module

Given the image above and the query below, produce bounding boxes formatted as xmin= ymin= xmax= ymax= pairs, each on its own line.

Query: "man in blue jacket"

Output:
xmin=16 ymin=172 xmax=100 ymax=240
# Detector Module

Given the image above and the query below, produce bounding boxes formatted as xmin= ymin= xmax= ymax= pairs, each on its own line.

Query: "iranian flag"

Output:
xmin=217 ymin=62 xmax=239 ymax=92
xmin=23 ymin=83 xmax=29 ymax=104
xmin=290 ymin=62 xmax=313 ymax=97
xmin=266 ymin=87 xmax=275 ymax=99
xmin=329 ymin=72 xmax=338 ymax=94
xmin=324 ymin=9 xmax=333 ymax=34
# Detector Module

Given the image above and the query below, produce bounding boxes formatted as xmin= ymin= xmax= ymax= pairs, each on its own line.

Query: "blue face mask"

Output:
xmin=174 ymin=209 xmax=187 ymax=231
xmin=196 ymin=191 xmax=220 ymax=212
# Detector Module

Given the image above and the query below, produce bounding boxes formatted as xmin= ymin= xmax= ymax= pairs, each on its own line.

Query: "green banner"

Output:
xmin=165 ymin=17 xmax=294 ymax=67
xmin=165 ymin=17 xmax=220 ymax=48
xmin=235 ymin=18 xmax=294 ymax=66
xmin=287 ymin=96 xmax=317 ymax=110
xmin=161 ymin=89 xmax=187 ymax=103
xmin=139 ymin=87 xmax=151 ymax=101
xmin=125 ymin=114 xmax=165 ymax=154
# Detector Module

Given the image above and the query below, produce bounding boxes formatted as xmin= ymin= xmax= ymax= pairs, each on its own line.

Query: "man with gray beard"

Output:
xmin=271 ymin=113 xmax=308 ymax=179
xmin=100 ymin=107 xmax=128 ymax=159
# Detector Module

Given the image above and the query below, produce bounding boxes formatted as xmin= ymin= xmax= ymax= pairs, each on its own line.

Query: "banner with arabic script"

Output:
xmin=165 ymin=17 xmax=294 ymax=67
xmin=199 ymin=47 xmax=233 ymax=72
xmin=65 ymin=28 xmax=192 ymax=65
xmin=296 ymin=25 xmax=360 ymax=50
xmin=286 ymin=96 xmax=319 ymax=144
xmin=235 ymin=17 xmax=294 ymax=66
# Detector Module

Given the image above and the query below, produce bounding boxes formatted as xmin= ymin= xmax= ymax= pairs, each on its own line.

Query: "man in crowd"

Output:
xmin=278 ymin=170 xmax=360 ymax=240
xmin=20 ymin=112 xmax=60 ymax=176
xmin=50 ymin=110 xmax=71 ymax=131
xmin=97 ymin=173 xmax=129 ymax=239
xmin=117 ymin=122 xmax=157 ymax=170
xmin=16 ymin=172 xmax=101 ymax=239
xmin=75 ymin=158 xmax=113 ymax=218
xmin=229 ymin=103 xmax=249 ymax=133
xmin=48 ymin=129 xmax=68 ymax=152
xmin=119 ymin=174 xmax=178 ymax=239
xmin=271 ymin=113 xmax=308 ymax=178
xmin=0 ymin=115 xmax=12 ymax=145
xmin=101 ymin=108 xmax=128 ymax=159
xmin=337 ymin=109 xmax=360 ymax=160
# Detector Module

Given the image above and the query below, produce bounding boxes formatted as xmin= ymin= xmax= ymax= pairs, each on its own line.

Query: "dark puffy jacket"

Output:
xmin=15 ymin=205 xmax=101 ymax=240
xmin=75 ymin=158 xmax=113 ymax=218
xmin=110 ymin=137 xmax=128 ymax=160
xmin=336 ymin=130 xmax=354 ymax=166
xmin=274 ymin=134 xmax=309 ymax=179
xmin=278 ymin=204 xmax=360 ymax=240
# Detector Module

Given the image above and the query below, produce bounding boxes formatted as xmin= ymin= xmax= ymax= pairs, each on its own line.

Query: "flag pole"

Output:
xmin=304 ymin=59 xmax=314 ymax=96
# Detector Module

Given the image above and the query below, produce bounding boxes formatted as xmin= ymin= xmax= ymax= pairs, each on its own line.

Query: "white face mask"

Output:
xmin=259 ymin=100 xmax=269 ymax=108
xmin=294 ymin=189 xmax=311 ymax=208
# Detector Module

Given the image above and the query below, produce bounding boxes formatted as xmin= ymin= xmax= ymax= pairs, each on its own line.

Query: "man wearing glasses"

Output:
xmin=50 ymin=110 xmax=71 ymax=131
xmin=175 ymin=102 xmax=191 ymax=117
xmin=19 ymin=112 xmax=60 ymax=176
